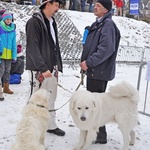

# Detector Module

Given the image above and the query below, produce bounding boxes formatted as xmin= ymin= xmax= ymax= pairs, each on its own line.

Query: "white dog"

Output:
xmin=11 ymin=89 xmax=50 ymax=150
xmin=69 ymin=81 xmax=139 ymax=150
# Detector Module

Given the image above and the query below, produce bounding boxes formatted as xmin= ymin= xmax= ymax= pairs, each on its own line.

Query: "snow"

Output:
xmin=0 ymin=3 xmax=150 ymax=150
xmin=63 ymin=10 xmax=150 ymax=48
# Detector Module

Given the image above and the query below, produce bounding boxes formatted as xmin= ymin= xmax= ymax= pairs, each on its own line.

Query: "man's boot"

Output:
xmin=0 ymin=85 xmax=4 ymax=101
xmin=3 ymin=83 xmax=14 ymax=94
xmin=95 ymin=126 xmax=107 ymax=144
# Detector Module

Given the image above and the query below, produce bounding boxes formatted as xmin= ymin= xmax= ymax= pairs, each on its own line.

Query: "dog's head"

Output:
xmin=29 ymin=88 xmax=50 ymax=109
xmin=69 ymin=90 xmax=96 ymax=124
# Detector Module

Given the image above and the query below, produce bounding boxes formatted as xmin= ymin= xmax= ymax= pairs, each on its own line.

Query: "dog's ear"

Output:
xmin=93 ymin=100 xmax=96 ymax=108
xmin=70 ymin=98 xmax=76 ymax=110
xmin=92 ymin=99 xmax=98 ymax=116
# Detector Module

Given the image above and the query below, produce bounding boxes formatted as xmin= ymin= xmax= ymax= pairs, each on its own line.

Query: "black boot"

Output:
xmin=47 ymin=128 xmax=65 ymax=136
xmin=95 ymin=126 xmax=107 ymax=144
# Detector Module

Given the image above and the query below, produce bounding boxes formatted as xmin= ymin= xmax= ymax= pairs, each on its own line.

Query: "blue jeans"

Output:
xmin=111 ymin=8 xmax=115 ymax=15
xmin=70 ymin=0 xmax=76 ymax=10
xmin=89 ymin=4 xmax=93 ymax=12
xmin=80 ymin=0 xmax=85 ymax=12
xmin=32 ymin=0 xmax=36 ymax=5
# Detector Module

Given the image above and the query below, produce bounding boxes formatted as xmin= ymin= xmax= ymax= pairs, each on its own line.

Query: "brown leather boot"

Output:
xmin=3 ymin=83 xmax=14 ymax=94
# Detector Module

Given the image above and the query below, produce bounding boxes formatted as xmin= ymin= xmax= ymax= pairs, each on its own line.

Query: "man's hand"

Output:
xmin=80 ymin=61 xmax=88 ymax=71
xmin=42 ymin=70 xmax=52 ymax=78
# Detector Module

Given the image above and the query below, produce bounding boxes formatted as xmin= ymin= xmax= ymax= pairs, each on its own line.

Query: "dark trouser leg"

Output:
xmin=87 ymin=77 xmax=108 ymax=144
xmin=95 ymin=126 xmax=107 ymax=144
xmin=86 ymin=77 xmax=107 ymax=93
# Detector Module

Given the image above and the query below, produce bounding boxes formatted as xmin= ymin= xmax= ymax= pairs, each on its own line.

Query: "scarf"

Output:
xmin=0 ymin=20 xmax=15 ymax=32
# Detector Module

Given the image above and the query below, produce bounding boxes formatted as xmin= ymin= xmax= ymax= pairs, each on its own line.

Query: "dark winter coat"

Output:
xmin=81 ymin=12 xmax=121 ymax=81
xmin=25 ymin=11 xmax=62 ymax=73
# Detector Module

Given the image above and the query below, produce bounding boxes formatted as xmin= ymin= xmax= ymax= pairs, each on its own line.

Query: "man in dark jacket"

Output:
xmin=26 ymin=0 xmax=65 ymax=136
xmin=80 ymin=0 xmax=121 ymax=144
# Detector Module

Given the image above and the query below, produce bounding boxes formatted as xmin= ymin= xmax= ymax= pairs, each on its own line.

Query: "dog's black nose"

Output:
xmin=80 ymin=116 xmax=86 ymax=121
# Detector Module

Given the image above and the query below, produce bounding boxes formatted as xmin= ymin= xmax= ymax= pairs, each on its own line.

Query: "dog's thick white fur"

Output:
xmin=11 ymin=89 xmax=50 ymax=150
xmin=69 ymin=81 xmax=139 ymax=150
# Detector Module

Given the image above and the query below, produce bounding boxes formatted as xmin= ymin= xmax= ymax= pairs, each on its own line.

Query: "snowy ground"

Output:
xmin=0 ymin=64 xmax=150 ymax=150
xmin=0 ymin=2 xmax=150 ymax=150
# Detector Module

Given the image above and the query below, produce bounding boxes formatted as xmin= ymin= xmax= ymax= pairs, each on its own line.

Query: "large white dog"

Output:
xmin=11 ymin=89 xmax=50 ymax=150
xmin=69 ymin=81 xmax=139 ymax=150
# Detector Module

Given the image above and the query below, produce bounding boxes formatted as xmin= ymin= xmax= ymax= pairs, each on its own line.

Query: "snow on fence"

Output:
xmin=54 ymin=11 xmax=82 ymax=68
xmin=117 ymin=46 xmax=150 ymax=64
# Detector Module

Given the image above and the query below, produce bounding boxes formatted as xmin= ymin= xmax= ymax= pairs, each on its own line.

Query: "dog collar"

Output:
xmin=30 ymin=102 xmax=45 ymax=109
xmin=36 ymin=104 xmax=45 ymax=108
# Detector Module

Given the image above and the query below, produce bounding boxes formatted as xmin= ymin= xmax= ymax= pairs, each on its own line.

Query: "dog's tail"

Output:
xmin=108 ymin=81 xmax=139 ymax=104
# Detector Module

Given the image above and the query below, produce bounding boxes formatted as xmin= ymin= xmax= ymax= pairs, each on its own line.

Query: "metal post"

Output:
xmin=137 ymin=62 xmax=147 ymax=91
xmin=137 ymin=61 xmax=150 ymax=117
xmin=143 ymin=81 xmax=149 ymax=113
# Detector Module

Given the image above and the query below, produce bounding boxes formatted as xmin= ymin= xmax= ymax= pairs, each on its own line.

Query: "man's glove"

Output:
xmin=12 ymin=59 xmax=16 ymax=63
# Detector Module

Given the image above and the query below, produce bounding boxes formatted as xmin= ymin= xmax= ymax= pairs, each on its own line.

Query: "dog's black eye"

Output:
xmin=85 ymin=107 xmax=89 ymax=110
xmin=78 ymin=107 xmax=81 ymax=110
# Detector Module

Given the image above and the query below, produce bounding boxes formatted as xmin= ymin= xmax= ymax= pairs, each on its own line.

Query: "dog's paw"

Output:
xmin=73 ymin=148 xmax=80 ymax=150
xmin=137 ymin=120 xmax=140 ymax=125
xmin=129 ymin=141 xmax=135 ymax=145
xmin=92 ymin=140 xmax=96 ymax=144
xmin=73 ymin=147 xmax=79 ymax=150
xmin=73 ymin=145 xmax=82 ymax=150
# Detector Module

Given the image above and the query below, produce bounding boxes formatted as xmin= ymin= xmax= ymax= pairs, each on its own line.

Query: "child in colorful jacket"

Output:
xmin=0 ymin=11 xmax=17 ymax=101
